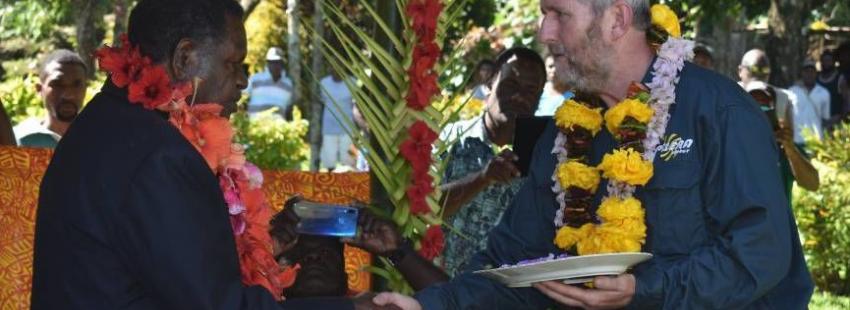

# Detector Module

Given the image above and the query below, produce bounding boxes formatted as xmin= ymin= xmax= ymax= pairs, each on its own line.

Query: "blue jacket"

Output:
xmin=414 ymin=62 xmax=813 ymax=309
xmin=31 ymin=81 xmax=352 ymax=309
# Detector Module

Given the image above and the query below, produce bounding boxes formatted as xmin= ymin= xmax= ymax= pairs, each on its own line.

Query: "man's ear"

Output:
xmin=170 ymin=39 xmax=202 ymax=82
xmin=35 ymin=81 xmax=43 ymax=94
xmin=609 ymin=0 xmax=634 ymax=41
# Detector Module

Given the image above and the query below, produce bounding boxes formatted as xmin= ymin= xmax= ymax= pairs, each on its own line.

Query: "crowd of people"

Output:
xmin=3 ymin=0 xmax=850 ymax=309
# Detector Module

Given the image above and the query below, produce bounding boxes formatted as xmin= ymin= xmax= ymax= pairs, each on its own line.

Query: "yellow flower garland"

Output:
xmin=555 ymin=197 xmax=647 ymax=255
xmin=556 ymin=161 xmax=600 ymax=192
xmin=554 ymin=99 xmax=604 ymax=134
xmin=651 ymin=4 xmax=681 ymax=38
xmin=550 ymin=4 xmax=688 ymax=258
xmin=604 ymin=98 xmax=654 ymax=134
xmin=598 ymin=148 xmax=654 ymax=186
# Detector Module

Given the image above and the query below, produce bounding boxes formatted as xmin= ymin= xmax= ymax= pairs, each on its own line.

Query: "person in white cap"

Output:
xmin=246 ymin=47 xmax=294 ymax=118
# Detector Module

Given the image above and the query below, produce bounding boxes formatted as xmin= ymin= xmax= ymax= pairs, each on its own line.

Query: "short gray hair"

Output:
xmin=579 ymin=0 xmax=651 ymax=31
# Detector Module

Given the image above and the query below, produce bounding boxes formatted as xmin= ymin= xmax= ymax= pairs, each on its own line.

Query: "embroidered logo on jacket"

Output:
xmin=656 ymin=133 xmax=694 ymax=161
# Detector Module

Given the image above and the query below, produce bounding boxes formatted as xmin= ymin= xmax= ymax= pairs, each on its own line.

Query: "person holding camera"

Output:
xmin=739 ymin=49 xmax=819 ymax=201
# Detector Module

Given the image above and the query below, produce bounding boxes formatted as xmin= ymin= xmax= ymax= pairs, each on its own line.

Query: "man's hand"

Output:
xmin=775 ymin=123 xmax=794 ymax=149
xmin=481 ymin=149 xmax=520 ymax=185
xmin=269 ymin=195 xmax=302 ymax=257
xmin=352 ymin=292 xmax=403 ymax=310
xmin=533 ymin=274 xmax=635 ymax=310
xmin=372 ymin=292 xmax=422 ymax=310
xmin=344 ymin=209 xmax=402 ymax=257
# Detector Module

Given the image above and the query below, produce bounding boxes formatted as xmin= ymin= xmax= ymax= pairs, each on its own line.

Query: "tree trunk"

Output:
xmin=309 ymin=0 xmax=325 ymax=172
xmin=286 ymin=0 xmax=306 ymax=170
xmin=112 ymin=0 xmax=129 ymax=46
xmin=75 ymin=0 xmax=100 ymax=80
xmin=765 ymin=0 xmax=826 ymax=87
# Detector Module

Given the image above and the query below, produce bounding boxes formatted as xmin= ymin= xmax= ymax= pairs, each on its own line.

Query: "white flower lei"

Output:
xmin=552 ymin=38 xmax=695 ymax=227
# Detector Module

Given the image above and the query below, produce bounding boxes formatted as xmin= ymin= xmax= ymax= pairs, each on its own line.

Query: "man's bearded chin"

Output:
xmin=54 ymin=101 xmax=79 ymax=123
xmin=550 ymin=30 xmax=613 ymax=94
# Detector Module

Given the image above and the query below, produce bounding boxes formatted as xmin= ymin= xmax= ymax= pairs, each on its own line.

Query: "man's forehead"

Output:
xmin=541 ymin=0 xmax=579 ymax=11
xmin=42 ymin=61 xmax=84 ymax=82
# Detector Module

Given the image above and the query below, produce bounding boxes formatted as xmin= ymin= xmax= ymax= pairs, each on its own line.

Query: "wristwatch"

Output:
xmin=387 ymin=238 xmax=415 ymax=266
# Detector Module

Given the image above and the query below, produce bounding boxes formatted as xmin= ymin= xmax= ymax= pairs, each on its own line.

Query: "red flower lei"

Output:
xmin=403 ymin=0 xmax=444 ymax=259
xmin=96 ymin=35 xmax=297 ymax=300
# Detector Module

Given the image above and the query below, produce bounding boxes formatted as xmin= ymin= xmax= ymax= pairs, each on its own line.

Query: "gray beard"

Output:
xmin=554 ymin=25 xmax=613 ymax=94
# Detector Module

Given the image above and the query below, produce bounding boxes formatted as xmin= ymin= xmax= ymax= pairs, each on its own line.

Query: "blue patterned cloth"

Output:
xmin=440 ymin=124 xmax=524 ymax=276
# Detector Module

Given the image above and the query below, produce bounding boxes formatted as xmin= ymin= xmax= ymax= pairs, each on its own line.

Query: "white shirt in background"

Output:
xmin=789 ymin=83 xmax=831 ymax=144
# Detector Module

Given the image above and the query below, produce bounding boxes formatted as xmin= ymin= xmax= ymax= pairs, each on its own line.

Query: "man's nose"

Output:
xmin=236 ymin=67 xmax=248 ymax=90
xmin=538 ymin=15 xmax=558 ymax=45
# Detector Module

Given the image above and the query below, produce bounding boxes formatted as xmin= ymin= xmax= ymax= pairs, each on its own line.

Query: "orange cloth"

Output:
xmin=0 ymin=146 xmax=372 ymax=309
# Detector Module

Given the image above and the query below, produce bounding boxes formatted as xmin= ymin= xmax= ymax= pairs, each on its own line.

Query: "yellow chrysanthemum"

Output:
xmin=651 ymin=4 xmax=681 ymax=38
xmin=555 ymin=223 xmax=594 ymax=250
xmin=599 ymin=219 xmax=646 ymax=242
xmin=577 ymin=222 xmax=645 ymax=255
xmin=556 ymin=161 xmax=600 ymax=192
xmin=598 ymin=148 xmax=654 ymax=186
xmin=554 ymin=99 xmax=604 ymax=135
xmin=576 ymin=231 xmax=619 ymax=255
xmin=604 ymin=98 xmax=654 ymax=134
xmin=597 ymin=197 xmax=645 ymax=222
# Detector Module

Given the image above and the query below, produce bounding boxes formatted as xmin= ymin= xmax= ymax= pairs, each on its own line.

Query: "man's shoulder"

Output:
xmin=678 ymin=62 xmax=753 ymax=110
xmin=56 ymin=91 xmax=198 ymax=172
xmin=813 ymin=84 xmax=831 ymax=98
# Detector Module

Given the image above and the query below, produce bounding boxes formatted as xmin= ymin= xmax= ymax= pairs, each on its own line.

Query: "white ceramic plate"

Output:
xmin=473 ymin=252 xmax=652 ymax=288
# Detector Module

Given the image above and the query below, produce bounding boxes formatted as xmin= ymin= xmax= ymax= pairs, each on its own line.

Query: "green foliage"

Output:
xmin=792 ymin=123 xmax=850 ymax=295
xmin=0 ymin=0 xmax=72 ymax=42
xmin=0 ymin=75 xmax=43 ymax=125
xmin=810 ymin=291 xmax=850 ymax=309
xmin=231 ymin=107 xmax=310 ymax=171
xmin=438 ymin=0 xmax=540 ymax=94
xmin=245 ymin=0 xmax=288 ymax=74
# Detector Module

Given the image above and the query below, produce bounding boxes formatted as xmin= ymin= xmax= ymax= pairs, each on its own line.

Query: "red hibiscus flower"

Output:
xmin=406 ymin=72 xmax=439 ymax=110
xmin=400 ymin=121 xmax=436 ymax=167
xmin=407 ymin=183 xmax=433 ymax=215
xmin=128 ymin=66 xmax=172 ymax=109
xmin=411 ymin=42 xmax=441 ymax=75
xmin=418 ymin=225 xmax=445 ymax=260
xmin=406 ymin=0 xmax=443 ymax=43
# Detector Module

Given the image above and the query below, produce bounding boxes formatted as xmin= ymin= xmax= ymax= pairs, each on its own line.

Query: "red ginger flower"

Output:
xmin=419 ymin=225 xmax=445 ymax=260
xmin=128 ymin=66 xmax=172 ymax=109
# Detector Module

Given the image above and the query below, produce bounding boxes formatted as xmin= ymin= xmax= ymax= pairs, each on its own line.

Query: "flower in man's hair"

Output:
xmin=128 ymin=66 xmax=172 ymax=109
xmin=651 ymin=4 xmax=681 ymax=38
